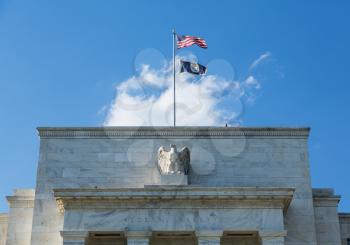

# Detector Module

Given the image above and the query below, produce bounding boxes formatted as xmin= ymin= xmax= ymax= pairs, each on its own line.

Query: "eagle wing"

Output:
xmin=157 ymin=146 xmax=170 ymax=174
xmin=178 ymin=147 xmax=190 ymax=175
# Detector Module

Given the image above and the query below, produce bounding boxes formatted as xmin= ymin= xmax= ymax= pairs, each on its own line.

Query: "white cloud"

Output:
xmin=244 ymin=76 xmax=261 ymax=89
xmin=249 ymin=52 xmax=271 ymax=71
xmin=103 ymin=56 xmax=261 ymax=126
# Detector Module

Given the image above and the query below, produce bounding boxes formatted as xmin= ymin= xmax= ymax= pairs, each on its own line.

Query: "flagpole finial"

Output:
xmin=172 ymin=28 xmax=176 ymax=34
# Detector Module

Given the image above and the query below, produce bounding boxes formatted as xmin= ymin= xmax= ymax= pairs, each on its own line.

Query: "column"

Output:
xmin=60 ymin=231 xmax=88 ymax=245
xmin=196 ymin=231 xmax=222 ymax=245
xmin=259 ymin=231 xmax=287 ymax=245
xmin=125 ymin=231 xmax=151 ymax=245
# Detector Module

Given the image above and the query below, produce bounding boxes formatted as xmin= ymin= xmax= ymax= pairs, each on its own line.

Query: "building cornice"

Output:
xmin=37 ymin=127 xmax=310 ymax=138
xmin=6 ymin=195 xmax=35 ymax=208
xmin=313 ymin=197 xmax=341 ymax=207
xmin=0 ymin=213 xmax=8 ymax=224
xmin=312 ymin=188 xmax=341 ymax=207
xmin=53 ymin=187 xmax=295 ymax=214
xmin=339 ymin=213 xmax=350 ymax=224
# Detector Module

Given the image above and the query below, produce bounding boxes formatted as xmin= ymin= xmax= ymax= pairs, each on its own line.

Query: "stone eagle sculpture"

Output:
xmin=157 ymin=144 xmax=190 ymax=175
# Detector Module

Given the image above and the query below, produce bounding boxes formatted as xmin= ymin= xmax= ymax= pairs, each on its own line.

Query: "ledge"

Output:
xmin=53 ymin=187 xmax=294 ymax=214
xmin=37 ymin=126 xmax=310 ymax=138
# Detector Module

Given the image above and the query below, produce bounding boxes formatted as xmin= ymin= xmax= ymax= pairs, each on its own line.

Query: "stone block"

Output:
xmin=159 ymin=174 xmax=188 ymax=186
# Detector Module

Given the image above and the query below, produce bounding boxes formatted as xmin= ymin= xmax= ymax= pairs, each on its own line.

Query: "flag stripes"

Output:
xmin=177 ymin=35 xmax=207 ymax=49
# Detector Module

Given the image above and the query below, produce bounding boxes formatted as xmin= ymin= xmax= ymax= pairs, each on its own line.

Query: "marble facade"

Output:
xmin=0 ymin=127 xmax=349 ymax=245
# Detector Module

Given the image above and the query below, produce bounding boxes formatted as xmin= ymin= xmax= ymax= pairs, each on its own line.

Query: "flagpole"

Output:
xmin=172 ymin=28 xmax=176 ymax=127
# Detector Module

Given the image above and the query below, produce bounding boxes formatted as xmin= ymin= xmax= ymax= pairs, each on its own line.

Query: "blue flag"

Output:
xmin=180 ymin=60 xmax=207 ymax=75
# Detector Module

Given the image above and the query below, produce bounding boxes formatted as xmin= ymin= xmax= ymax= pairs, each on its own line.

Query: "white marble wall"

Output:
xmin=31 ymin=127 xmax=317 ymax=245
xmin=6 ymin=189 xmax=35 ymax=245
xmin=0 ymin=213 xmax=8 ymax=245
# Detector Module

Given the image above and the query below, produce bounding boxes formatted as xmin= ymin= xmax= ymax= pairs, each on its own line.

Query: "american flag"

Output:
xmin=176 ymin=34 xmax=207 ymax=49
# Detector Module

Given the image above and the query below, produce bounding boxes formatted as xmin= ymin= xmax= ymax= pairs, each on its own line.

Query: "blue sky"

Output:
xmin=0 ymin=0 xmax=350 ymax=212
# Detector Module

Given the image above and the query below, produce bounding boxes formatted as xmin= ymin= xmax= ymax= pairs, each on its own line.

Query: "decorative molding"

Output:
xmin=6 ymin=195 xmax=35 ymax=208
xmin=312 ymin=188 xmax=341 ymax=207
xmin=56 ymin=198 xmax=65 ymax=214
xmin=53 ymin=187 xmax=294 ymax=214
xmin=37 ymin=127 xmax=310 ymax=138
xmin=339 ymin=213 xmax=350 ymax=224
xmin=0 ymin=213 xmax=8 ymax=224
xmin=313 ymin=197 xmax=341 ymax=207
